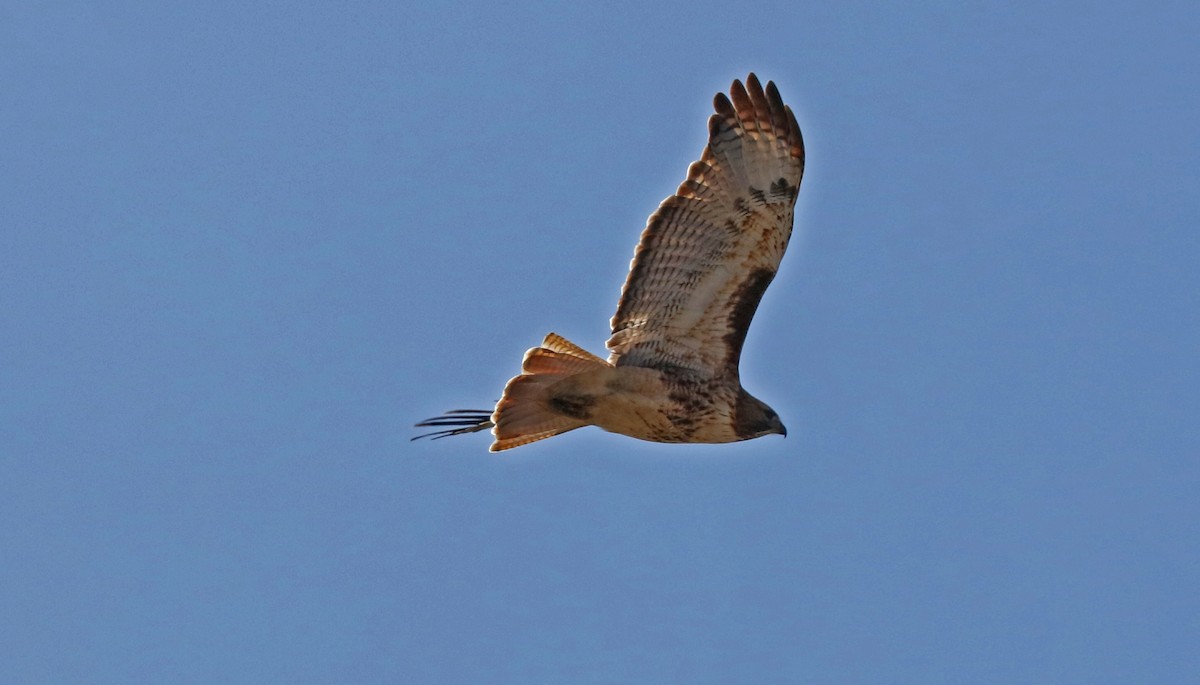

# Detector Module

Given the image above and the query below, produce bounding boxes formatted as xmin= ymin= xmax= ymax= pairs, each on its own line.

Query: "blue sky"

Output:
xmin=3 ymin=2 xmax=1198 ymax=683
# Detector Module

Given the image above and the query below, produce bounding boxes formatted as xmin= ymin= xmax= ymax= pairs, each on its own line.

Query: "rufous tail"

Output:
xmin=490 ymin=333 xmax=609 ymax=451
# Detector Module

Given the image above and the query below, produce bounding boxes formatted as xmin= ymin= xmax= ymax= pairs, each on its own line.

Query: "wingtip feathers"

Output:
xmin=712 ymin=73 xmax=804 ymax=165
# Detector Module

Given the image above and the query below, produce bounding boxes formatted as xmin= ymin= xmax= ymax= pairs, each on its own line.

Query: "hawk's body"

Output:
xmin=415 ymin=74 xmax=805 ymax=451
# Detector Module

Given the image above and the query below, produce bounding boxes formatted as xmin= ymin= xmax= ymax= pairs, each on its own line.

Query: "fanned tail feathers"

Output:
xmin=539 ymin=332 xmax=606 ymax=364
xmin=492 ymin=333 xmax=609 ymax=451
xmin=412 ymin=333 xmax=609 ymax=452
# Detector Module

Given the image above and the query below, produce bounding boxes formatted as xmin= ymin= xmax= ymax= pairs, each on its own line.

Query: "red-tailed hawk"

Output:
xmin=415 ymin=74 xmax=805 ymax=451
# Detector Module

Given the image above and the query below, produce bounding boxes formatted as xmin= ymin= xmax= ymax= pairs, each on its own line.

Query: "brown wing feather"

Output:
xmin=607 ymin=74 xmax=805 ymax=378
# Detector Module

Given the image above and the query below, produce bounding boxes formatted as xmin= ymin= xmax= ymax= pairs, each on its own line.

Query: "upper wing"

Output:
xmin=606 ymin=74 xmax=805 ymax=378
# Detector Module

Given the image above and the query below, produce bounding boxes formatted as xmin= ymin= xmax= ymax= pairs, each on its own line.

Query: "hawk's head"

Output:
xmin=734 ymin=389 xmax=787 ymax=440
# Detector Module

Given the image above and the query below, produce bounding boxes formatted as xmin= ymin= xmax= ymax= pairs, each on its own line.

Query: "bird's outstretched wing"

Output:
xmin=607 ymin=74 xmax=804 ymax=379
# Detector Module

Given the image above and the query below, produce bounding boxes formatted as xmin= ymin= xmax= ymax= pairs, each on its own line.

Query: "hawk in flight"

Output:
xmin=415 ymin=74 xmax=805 ymax=451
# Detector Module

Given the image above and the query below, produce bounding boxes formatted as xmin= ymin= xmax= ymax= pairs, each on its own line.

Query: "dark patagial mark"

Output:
xmin=733 ymin=389 xmax=760 ymax=439
xmin=550 ymin=395 xmax=594 ymax=420
xmin=723 ymin=267 xmax=776 ymax=371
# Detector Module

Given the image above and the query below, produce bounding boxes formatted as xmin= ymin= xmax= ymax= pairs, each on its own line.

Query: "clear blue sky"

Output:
xmin=3 ymin=2 xmax=1198 ymax=683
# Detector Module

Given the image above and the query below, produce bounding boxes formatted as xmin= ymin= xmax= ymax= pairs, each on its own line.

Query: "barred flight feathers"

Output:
xmin=414 ymin=74 xmax=805 ymax=451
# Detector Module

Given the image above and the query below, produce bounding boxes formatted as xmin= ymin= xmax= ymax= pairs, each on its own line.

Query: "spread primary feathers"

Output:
xmin=415 ymin=74 xmax=805 ymax=451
